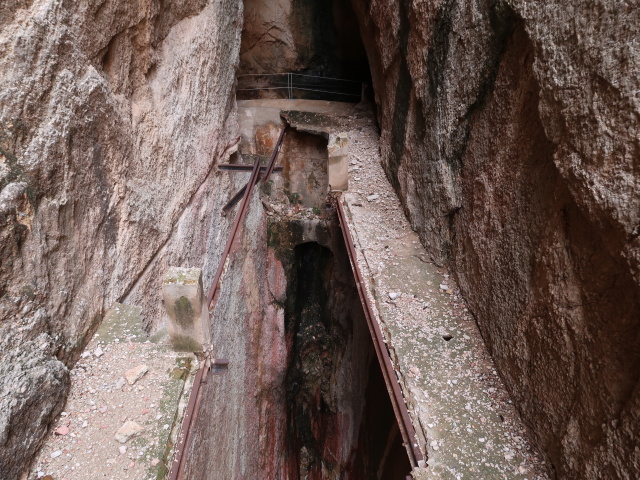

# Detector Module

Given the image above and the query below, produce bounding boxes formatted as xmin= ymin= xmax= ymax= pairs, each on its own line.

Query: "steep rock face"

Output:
xmin=184 ymin=209 xmax=374 ymax=479
xmin=0 ymin=0 xmax=242 ymax=476
xmin=350 ymin=0 xmax=639 ymax=478
xmin=239 ymin=0 xmax=368 ymax=78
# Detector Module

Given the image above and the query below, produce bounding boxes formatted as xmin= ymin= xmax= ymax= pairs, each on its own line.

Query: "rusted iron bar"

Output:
xmin=221 ymin=126 xmax=288 ymax=215
xmin=209 ymin=358 xmax=229 ymax=376
xmin=218 ymin=163 xmax=283 ymax=173
xmin=263 ymin=124 xmax=288 ymax=182
xmin=169 ymin=357 xmax=228 ymax=479
xmin=207 ymin=123 xmax=288 ymax=311
xmin=170 ymin=124 xmax=288 ymax=480
xmin=207 ymin=155 xmax=263 ymax=309
xmin=222 ymin=184 xmax=247 ymax=215
xmin=336 ymin=197 xmax=425 ymax=469
xmin=168 ymin=365 xmax=205 ymax=480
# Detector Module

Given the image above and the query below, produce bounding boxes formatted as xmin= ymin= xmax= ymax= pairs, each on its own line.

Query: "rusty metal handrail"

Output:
xmin=168 ymin=123 xmax=288 ymax=480
xmin=335 ymin=196 xmax=425 ymax=469
xmin=206 ymin=123 xmax=288 ymax=310
xmin=218 ymin=163 xmax=283 ymax=173
xmin=169 ymin=362 xmax=205 ymax=480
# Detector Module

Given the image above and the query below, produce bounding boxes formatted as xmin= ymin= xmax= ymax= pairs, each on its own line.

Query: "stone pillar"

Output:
xmin=162 ymin=267 xmax=210 ymax=352
xmin=328 ymin=133 xmax=349 ymax=191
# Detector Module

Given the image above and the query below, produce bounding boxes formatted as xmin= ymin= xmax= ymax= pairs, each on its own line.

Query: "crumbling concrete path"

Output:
xmin=337 ymin=106 xmax=551 ymax=479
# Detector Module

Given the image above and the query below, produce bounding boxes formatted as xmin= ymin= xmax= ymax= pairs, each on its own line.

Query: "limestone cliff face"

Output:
xmin=0 ymin=0 xmax=242 ymax=476
xmin=350 ymin=0 xmax=639 ymax=478
xmin=240 ymin=0 xmax=369 ymax=79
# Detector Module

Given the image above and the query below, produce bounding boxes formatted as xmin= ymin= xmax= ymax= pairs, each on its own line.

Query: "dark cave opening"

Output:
xmin=238 ymin=0 xmax=372 ymax=101
xmin=283 ymin=240 xmax=411 ymax=479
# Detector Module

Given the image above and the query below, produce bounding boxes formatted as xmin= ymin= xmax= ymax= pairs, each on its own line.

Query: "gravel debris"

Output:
xmin=28 ymin=303 xmax=193 ymax=480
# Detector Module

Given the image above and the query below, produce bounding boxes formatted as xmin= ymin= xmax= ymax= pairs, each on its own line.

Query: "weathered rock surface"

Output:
xmin=182 ymin=104 xmax=404 ymax=479
xmin=0 ymin=0 xmax=242 ymax=476
xmin=239 ymin=0 xmax=369 ymax=78
xmin=350 ymin=0 xmax=639 ymax=478
xmin=0 ymin=333 xmax=69 ymax=480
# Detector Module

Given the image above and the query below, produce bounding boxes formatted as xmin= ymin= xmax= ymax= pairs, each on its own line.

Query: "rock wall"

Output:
xmin=184 ymin=205 xmax=378 ymax=479
xmin=0 ymin=0 xmax=242 ymax=477
xmin=239 ymin=0 xmax=369 ymax=78
xmin=350 ymin=0 xmax=639 ymax=478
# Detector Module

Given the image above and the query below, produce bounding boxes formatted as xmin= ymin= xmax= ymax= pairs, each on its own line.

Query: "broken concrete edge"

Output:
xmin=280 ymin=111 xmax=349 ymax=192
xmin=163 ymin=267 xmax=203 ymax=286
xmin=411 ymin=466 xmax=429 ymax=479
xmin=328 ymin=132 xmax=349 ymax=192
xmin=337 ymin=197 xmax=429 ymax=462
xmin=160 ymin=356 xmax=198 ymax=480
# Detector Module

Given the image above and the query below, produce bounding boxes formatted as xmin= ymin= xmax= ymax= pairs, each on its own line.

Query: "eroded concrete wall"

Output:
xmin=350 ymin=0 xmax=639 ymax=478
xmin=0 ymin=0 xmax=242 ymax=476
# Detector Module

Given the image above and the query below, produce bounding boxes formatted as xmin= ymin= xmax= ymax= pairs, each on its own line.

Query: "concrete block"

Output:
xmin=328 ymin=133 xmax=349 ymax=191
xmin=163 ymin=267 xmax=209 ymax=351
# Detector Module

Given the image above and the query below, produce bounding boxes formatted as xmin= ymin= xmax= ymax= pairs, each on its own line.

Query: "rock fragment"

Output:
xmin=124 ymin=365 xmax=149 ymax=385
xmin=115 ymin=421 xmax=144 ymax=444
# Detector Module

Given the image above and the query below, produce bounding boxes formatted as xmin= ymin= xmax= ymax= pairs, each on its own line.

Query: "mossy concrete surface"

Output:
xmin=162 ymin=267 xmax=208 ymax=352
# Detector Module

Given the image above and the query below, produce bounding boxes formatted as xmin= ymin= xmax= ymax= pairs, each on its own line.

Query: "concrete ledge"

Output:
xmin=163 ymin=267 xmax=209 ymax=352
xmin=328 ymin=133 xmax=349 ymax=191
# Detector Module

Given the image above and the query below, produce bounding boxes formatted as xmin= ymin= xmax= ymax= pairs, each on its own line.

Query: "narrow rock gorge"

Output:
xmin=349 ymin=1 xmax=639 ymax=478
xmin=1 ymin=0 xmax=638 ymax=479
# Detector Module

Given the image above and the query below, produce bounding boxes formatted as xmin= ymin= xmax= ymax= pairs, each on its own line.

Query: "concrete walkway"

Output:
xmin=339 ymin=112 xmax=550 ymax=479
xmin=28 ymin=304 xmax=194 ymax=480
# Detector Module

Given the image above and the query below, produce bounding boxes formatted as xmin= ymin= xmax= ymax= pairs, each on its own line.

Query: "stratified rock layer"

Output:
xmin=351 ymin=0 xmax=639 ymax=478
xmin=0 ymin=0 xmax=242 ymax=476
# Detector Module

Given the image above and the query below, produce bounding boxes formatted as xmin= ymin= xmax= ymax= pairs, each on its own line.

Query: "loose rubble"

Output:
xmin=115 ymin=421 xmax=145 ymax=444
xmin=125 ymin=365 xmax=149 ymax=386
xmin=27 ymin=304 xmax=193 ymax=480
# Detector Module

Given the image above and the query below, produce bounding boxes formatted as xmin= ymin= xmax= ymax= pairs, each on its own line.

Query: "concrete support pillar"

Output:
xmin=162 ymin=267 xmax=210 ymax=352
xmin=328 ymin=133 xmax=349 ymax=191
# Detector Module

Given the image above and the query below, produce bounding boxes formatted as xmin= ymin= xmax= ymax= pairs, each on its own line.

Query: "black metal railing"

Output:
xmin=237 ymin=73 xmax=364 ymax=102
